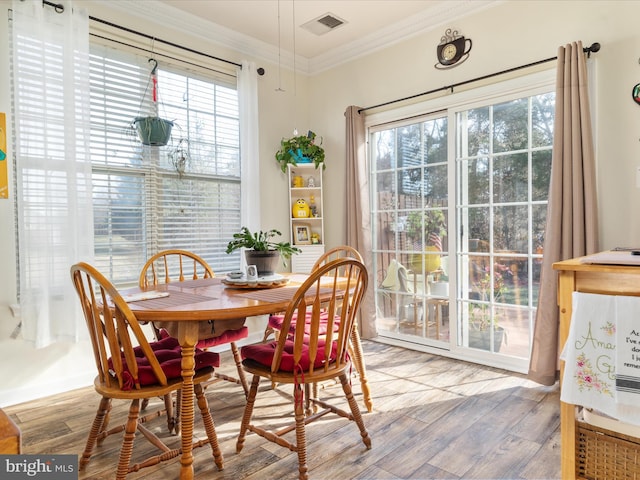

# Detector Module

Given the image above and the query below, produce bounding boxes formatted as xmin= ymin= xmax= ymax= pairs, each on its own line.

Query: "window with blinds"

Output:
xmin=89 ymin=45 xmax=242 ymax=285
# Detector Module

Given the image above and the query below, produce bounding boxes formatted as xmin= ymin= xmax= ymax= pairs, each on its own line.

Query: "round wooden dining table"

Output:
xmin=123 ymin=274 xmax=372 ymax=480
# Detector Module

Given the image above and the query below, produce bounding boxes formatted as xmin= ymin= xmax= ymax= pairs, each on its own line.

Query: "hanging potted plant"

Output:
xmin=131 ymin=58 xmax=173 ymax=147
xmin=133 ymin=116 xmax=173 ymax=146
xmin=275 ymin=130 xmax=325 ymax=173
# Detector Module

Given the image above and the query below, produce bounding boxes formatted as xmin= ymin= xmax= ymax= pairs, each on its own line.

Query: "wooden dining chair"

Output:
xmin=236 ymin=257 xmax=371 ymax=480
xmin=139 ymin=249 xmax=249 ymax=399
xmin=262 ymin=245 xmax=372 ymax=411
xmin=262 ymin=245 xmax=363 ymax=342
xmin=70 ymin=262 xmax=224 ymax=479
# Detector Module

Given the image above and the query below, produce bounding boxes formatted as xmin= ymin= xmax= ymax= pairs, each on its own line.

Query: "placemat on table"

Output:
xmin=236 ymin=286 xmax=334 ymax=303
xmin=171 ymin=277 xmax=221 ymax=288
xmin=129 ymin=290 xmax=217 ymax=309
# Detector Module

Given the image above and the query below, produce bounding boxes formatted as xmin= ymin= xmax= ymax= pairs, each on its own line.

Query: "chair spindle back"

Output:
xmin=71 ymin=262 xmax=168 ymax=390
xmin=272 ymin=257 xmax=368 ymax=375
xmin=139 ymin=249 xmax=214 ymax=289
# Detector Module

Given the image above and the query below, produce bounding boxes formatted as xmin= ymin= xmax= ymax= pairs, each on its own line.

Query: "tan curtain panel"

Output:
xmin=528 ymin=41 xmax=599 ymax=386
xmin=345 ymin=106 xmax=377 ymax=339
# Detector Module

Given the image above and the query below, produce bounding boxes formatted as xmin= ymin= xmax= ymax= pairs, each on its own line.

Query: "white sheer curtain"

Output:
xmin=238 ymin=60 xmax=260 ymax=265
xmin=11 ymin=0 xmax=93 ymax=347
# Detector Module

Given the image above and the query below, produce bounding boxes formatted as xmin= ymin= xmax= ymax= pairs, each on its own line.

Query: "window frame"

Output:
xmin=87 ymin=41 xmax=242 ymax=286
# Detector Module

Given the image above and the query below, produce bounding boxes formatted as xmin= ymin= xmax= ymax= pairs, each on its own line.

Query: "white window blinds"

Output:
xmin=88 ymin=45 xmax=242 ymax=284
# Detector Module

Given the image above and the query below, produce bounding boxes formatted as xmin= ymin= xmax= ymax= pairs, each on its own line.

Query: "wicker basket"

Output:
xmin=576 ymin=419 xmax=640 ymax=479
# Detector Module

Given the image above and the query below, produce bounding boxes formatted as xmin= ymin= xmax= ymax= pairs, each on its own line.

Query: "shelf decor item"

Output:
xmin=275 ymin=130 xmax=325 ymax=173
xmin=292 ymin=174 xmax=304 ymax=187
xmin=292 ymin=198 xmax=310 ymax=218
xmin=294 ymin=225 xmax=311 ymax=245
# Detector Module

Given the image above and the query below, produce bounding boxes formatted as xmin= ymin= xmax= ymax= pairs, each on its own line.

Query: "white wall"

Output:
xmin=2 ymin=0 xmax=639 ymax=406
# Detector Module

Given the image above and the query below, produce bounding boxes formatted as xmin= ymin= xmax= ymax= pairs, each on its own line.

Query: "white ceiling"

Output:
xmin=127 ymin=0 xmax=501 ymax=74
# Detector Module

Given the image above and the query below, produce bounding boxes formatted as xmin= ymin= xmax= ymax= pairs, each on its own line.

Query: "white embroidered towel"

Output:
xmin=615 ymin=295 xmax=640 ymax=421
xmin=560 ymin=292 xmax=617 ymax=418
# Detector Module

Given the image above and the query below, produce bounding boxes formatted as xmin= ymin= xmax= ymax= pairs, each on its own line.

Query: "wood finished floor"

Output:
xmin=5 ymin=341 xmax=561 ymax=479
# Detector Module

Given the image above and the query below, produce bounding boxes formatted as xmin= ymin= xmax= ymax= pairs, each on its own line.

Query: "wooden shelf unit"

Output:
xmin=554 ymin=256 xmax=640 ymax=479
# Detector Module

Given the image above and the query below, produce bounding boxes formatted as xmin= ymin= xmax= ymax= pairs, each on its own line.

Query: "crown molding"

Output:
xmin=92 ymin=0 xmax=307 ymax=73
xmin=92 ymin=0 xmax=501 ymax=76
xmin=309 ymin=0 xmax=503 ymax=75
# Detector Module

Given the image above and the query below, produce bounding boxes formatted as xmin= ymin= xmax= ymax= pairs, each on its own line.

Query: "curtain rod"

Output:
xmin=359 ymin=42 xmax=601 ymax=114
xmin=42 ymin=0 xmax=265 ymax=75
xmin=90 ymin=32 xmax=237 ymax=79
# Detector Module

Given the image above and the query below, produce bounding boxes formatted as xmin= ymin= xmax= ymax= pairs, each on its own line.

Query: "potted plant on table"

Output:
xmin=226 ymin=227 xmax=300 ymax=275
xmin=275 ymin=130 xmax=325 ymax=173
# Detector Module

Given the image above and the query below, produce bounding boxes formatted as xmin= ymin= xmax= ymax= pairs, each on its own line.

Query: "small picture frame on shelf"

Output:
xmin=294 ymin=225 xmax=311 ymax=245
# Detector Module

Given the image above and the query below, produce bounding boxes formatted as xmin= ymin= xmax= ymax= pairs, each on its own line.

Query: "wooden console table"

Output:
xmin=554 ymin=256 xmax=640 ymax=479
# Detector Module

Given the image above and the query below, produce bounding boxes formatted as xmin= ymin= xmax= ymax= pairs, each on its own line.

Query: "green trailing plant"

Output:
xmin=275 ymin=130 xmax=325 ymax=173
xmin=169 ymin=137 xmax=189 ymax=176
xmin=226 ymin=227 xmax=301 ymax=259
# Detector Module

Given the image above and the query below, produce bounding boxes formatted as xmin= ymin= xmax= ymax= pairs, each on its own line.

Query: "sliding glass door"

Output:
xmin=372 ymin=113 xmax=450 ymax=350
xmin=455 ymin=93 xmax=553 ymax=366
xmin=371 ymin=75 xmax=554 ymax=372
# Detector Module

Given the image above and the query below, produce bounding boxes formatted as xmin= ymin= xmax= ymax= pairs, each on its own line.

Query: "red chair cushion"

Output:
xmin=109 ymin=335 xmax=220 ymax=390
xmin=196 ymin=326 xmax=249 ymax=349
xmin=268 ymin=311 xmax=336 ymax=336
xmin=158 ymin=326 xmax=248 ymax=349
xmin=241 ymin=339 xmax=337 ymax=372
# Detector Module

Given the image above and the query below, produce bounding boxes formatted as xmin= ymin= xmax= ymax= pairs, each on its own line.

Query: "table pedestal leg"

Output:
xmin=178 ymin=322 xmax=198 ymax=480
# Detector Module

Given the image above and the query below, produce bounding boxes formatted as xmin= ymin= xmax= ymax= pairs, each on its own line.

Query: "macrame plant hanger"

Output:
xmin=132 ymin=56 xmax=174 ymax=147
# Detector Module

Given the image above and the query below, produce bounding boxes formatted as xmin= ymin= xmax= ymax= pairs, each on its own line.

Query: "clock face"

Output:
xmin=442 ymin=43 xmax=457 ymax=61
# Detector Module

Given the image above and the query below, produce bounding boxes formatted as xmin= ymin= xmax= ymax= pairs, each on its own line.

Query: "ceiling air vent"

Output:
xmin=301 ymin=13 xmax=347 ymax=36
